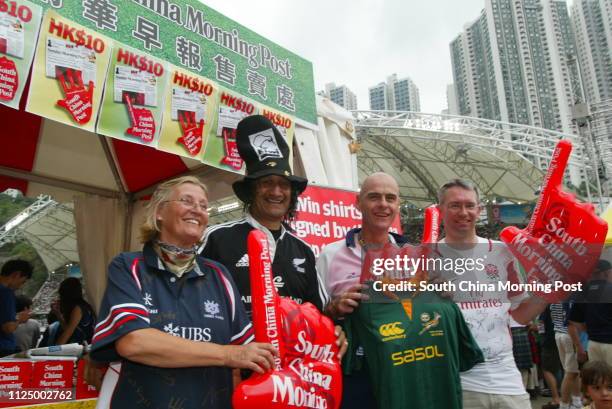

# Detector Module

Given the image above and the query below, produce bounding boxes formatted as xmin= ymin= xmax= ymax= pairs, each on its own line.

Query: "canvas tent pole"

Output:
xmin=98 ymin=135 xmax=133 ymax=251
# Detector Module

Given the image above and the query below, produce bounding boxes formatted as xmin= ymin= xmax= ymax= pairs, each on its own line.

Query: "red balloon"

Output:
xmin=500 ymin=140 xmax=608 ymax=302
xmin=233 ymin=230 xmax=343 ymax=409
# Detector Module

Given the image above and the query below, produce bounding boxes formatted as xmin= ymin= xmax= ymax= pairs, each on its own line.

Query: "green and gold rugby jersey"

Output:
xmin=343 ymin=288 xmax=484 ymax=409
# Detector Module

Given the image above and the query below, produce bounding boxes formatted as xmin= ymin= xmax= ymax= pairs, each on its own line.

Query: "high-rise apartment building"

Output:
xmin=368 ymin=74 xmax=421 ymax=112
xmin=320 ymin=83 xmax=358 ymax=110
xmin=571 ymin=0 xmax=612 ymax=194
xmin=450 ymin=0 xmax=584 ymax=185
xmin=446 ymin=84 xmax=460 ymax=115
xmin=571 ymin=0 xmax=612 ymax=103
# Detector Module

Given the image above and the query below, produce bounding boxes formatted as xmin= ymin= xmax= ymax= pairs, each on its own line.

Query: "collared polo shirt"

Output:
xmin=316 ymin=228 xmax=407 ymax=297
xmin=90 ymin=243 xmax=254 ymax=409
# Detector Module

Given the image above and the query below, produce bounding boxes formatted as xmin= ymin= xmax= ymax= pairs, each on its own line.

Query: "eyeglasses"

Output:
xmin=165 ymin=197 xmax=208 ymax=211
xmin=447 ymin=203 xmax=479 ymax=211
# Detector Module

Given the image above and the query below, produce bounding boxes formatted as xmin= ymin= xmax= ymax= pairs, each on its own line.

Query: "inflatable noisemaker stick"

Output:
xmin=500 ymin=140 xmax=608 ymax=302
xmin=421 ymin=205 xmax=441 ymax=244
xmin=399 ymin=205 xmax=442 ymax=317
xmin=247 ymin=229 xmax=284 ymax=369
xmin=234 ymin=230 xmax=343 ymax=409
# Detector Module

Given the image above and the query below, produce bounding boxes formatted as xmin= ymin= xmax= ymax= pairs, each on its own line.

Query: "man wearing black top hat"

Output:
xmin=201 ymin=115 xmax=329 ymax=317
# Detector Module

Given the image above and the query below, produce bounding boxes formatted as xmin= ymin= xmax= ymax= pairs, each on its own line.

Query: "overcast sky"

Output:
xmin=202 ymin=0 xmax=489 ymax=113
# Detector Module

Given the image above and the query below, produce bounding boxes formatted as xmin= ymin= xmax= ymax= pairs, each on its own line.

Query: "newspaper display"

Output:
xmin=26 ymin=10 xmax=112 ymax=129
xmin=45 ymin=37 xmax=96 ymax=83
xmin=0 ymin=0 xmax=42 ymax=109
xmin=171 ymin=86 xmax=206 ymax=121
xmin=113 ymin=65 xmax=157 ymax=107
xmin=0 ymin=14 xmax=24 ymax=58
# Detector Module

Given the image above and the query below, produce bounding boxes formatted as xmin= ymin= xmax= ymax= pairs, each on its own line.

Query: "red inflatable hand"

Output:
xmin=124 ymin=94 xmax=155 ymax=143
xmin=178 ymin=111 xmax=204 ymax=156
xmin=233 ymin=230 xmax=342 ymax=409
xmin=56 ymin=69 xmax=94 ymax=124
xmin=500 ymin=140 xmax=608 ymax=302
xmin=0 ymin=56 xmax=18 ymax=102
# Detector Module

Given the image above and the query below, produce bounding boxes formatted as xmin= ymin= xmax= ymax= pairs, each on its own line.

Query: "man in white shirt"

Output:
xmin=436 ymin=179 xmax=547 ymax=409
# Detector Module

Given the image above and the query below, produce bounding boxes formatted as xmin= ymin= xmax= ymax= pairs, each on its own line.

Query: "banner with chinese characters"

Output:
xmin=96 ymin=45 xmax=167 ymax=146
xmin=202 ymin=88 xmax=261 ymax=173
xmin=157 ymin=66 xmax=218 ymax=159
xmin=0 ymin=0 xmax=42 ymax=109
xmin=27 ymin=0 xmax=317 ymax=127
xmin=25 ymin=10 xmax=111 ymax=131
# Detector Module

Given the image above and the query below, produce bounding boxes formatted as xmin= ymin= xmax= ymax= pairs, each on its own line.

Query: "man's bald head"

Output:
xmin=357 ymin=172 xmax=400 ymax=235
xmin=359 ymin=172 xmax=400 ymax=200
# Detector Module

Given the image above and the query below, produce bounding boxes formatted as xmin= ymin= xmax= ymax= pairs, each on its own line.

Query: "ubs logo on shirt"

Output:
xmin=163 ymin=322 xmax=212 ymax=341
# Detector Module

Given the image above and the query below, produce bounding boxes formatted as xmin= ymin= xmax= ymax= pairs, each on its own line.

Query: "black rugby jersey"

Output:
xmin=201 ymin=212 xmax=328 ymax=316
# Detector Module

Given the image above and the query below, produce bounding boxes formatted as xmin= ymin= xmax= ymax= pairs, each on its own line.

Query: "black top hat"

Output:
xmin=232 ymin=115 xmax=307 ymax=202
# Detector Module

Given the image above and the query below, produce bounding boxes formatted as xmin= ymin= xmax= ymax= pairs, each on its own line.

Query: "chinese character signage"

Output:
xmin=0 ymin=0 xmax=42 ymax=109
xmin=157 ymin=65 xmax=218 ymax=158
xmin=97 ymin=44 xmax=167 ymax=145
xmin=26 ymin=9 xmax=111 ymax=131
xmin=28 ymin=0 xmax=317 ymax=126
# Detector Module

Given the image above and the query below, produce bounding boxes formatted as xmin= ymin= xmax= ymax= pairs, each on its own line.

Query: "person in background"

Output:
xmin=53 ymin=277 xmax=96 ymax=345
xmin=38 ymin=310 xmax=61 ymax=347
xmin=540 ymin=306 xmax=563 ymax=409
xmin=551 ymin=301 xmax=583 ymax=409
xmin=0 ymin=259 xmax=33 ymax=357
xmin=569 ymin=259 xmax=612 ymax=367
xmin=13 ymin=295 xmax=40 ymax=351
xmin=580 ymin=361 xmax=612 ymax=409
xmin=511 ymin=318 xmax=535 ymax=390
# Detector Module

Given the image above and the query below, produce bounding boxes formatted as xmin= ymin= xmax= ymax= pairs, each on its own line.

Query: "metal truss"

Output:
xmin=352 ymin=110 xmax=588 ymax=206
xmin=0 ymin=196 xmax=56 ymax=247
xmin=0 ymin=195 xmax=77 ymax=269
xmin=353 ymin=110 xmax=588 ymax=167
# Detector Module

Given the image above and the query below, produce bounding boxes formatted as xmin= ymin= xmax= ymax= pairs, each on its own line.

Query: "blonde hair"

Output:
xmin=139 ymin=176 xmax=208 ymax=243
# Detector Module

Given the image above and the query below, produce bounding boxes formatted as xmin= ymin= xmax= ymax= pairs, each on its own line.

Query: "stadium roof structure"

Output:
xmin=352 ymin=110 xmax=591 ymax=208
xmin=0 ymin=196 xmax=78 ymax=272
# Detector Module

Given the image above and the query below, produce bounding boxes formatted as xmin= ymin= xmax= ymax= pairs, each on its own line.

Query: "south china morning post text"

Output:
xmin=368 ymin=253 xmax=583 ymax=295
